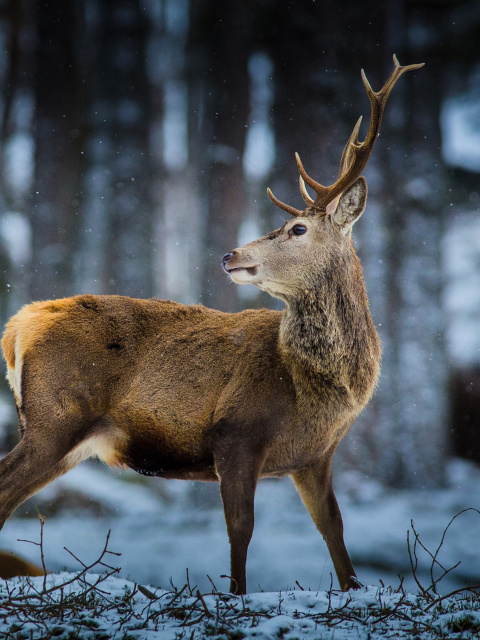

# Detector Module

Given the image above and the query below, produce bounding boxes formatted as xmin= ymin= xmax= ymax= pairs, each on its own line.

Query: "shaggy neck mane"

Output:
xmin=280 ymin=249 xmax=380 ymax=405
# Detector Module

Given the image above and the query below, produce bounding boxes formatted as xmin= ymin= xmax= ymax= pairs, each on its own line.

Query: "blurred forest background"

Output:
xmin=0 ymin=0 xmax=479 ymax=491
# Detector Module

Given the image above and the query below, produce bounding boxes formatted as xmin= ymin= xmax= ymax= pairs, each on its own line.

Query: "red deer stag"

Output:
xmin=0 ymin=55 xmax=423 ymax=594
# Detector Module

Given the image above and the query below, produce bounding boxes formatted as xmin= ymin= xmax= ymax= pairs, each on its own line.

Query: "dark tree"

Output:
xmin=78 ymin=0 xmax=154 ymax=298
xmin=188 ymin=0 xmax=251 ymax=311
xmin=31 ymin=0 xmax=87 ymax=300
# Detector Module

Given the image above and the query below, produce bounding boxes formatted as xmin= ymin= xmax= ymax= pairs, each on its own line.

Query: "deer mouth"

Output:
xmin=227 ymin=266 xmax=258 ymax=276
xmin=225 ymin=265 xmax=259 ymax=284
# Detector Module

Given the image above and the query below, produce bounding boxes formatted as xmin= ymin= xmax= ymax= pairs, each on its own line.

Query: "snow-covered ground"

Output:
xmin=3 ymin=569 xmax=480 ymax=640
xmin=1 ymin=457 xmax=479 ymax=597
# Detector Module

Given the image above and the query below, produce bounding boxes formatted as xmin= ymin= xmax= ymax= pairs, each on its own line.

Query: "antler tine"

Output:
xmin=338 ymin=116 xmax=363 ymax=178
xmin=295 ymin=152 xmax=331 ymax=208
xmin=361 ymin=54 xmax=425 ymax=111
xmin=295 ymin=153 xmax=321 ymax=193
xmin=266 ymin=187 xmax=303 ymax=217
xmin=311 ymin=54 xmax=424 ymax=211
xmin=324 ymin=118 xmax=364 ymax=215
xmin=359 ymin=54 xmax=425 ymax=150
xmin=299 ymin=175 xmax=314 ymax=206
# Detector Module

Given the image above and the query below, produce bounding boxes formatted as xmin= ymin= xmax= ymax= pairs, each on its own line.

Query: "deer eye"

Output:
xmin=291 ymin=224 xmax=307 ymax=236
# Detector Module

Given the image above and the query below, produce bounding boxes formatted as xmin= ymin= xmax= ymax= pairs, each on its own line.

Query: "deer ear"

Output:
xmin=332 ymin=177 xmax=368 ymax=234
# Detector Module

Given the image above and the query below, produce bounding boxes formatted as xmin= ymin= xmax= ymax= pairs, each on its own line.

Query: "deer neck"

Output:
xmin=279 ymin=250 xmax=380 ymax=406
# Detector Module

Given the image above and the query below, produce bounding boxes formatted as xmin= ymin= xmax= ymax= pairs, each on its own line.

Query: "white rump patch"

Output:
xmin=6 ymin=339 xmax=23 ymax=407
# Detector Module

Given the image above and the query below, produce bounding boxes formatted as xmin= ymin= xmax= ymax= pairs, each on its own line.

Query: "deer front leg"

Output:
xmin=292 ymin=457 xmax=359 ymax=591
xmin=214 ymin=441 xmax=264 ymax=595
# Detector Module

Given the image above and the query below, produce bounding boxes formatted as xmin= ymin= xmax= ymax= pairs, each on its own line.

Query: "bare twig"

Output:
xmin=424 ymin=584 xmax=480 ymax=612
xmin=38 ymin=513 xmax=48 ymax=592
xmin=196 ymin=589 xmax=213 ymax=618
xmin=407 ymin=525 xmax=432 ymax=600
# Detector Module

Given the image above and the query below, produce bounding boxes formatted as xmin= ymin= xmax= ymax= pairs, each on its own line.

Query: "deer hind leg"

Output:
xmin=0 ymin=428 xmax=85 ymax=530
xmin=0 ymin=409 xmax=122 ymax=531
xmin=0 ymin=347 xmax=123 ymax=529
xmin=291 ymin=456 xmax=358 ymax=591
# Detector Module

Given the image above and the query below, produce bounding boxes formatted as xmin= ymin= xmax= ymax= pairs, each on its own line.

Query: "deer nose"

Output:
xmin=221 ymin=252 xmax=235 ymax=270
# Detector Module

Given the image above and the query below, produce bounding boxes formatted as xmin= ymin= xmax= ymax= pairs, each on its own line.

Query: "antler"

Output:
xmin=266 ymin=187 xmax=304 ymax=217
xmin=267 ymin=55 xmax=424 ymax=216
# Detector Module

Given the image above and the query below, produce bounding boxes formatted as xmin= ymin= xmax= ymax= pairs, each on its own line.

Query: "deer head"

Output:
xmin=222 ymin=55 xmax=424 ymax=301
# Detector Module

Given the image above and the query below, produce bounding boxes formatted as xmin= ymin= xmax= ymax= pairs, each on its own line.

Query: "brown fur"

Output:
xmin=0 ymin=550 xmax=44 ymax=579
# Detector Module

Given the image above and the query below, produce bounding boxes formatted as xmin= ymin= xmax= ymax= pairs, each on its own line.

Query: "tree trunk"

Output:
xmin=188 ymin=1 xmax=251 ymax=311
xmin=31 ymin=0 xmax=87 ymax=300
xmin=77 ymin=0 xmax=154 ymax=298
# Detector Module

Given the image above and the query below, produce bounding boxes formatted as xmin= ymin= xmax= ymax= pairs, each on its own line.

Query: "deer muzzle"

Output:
xmin=221 ymin=251 xmax=258 ymax=282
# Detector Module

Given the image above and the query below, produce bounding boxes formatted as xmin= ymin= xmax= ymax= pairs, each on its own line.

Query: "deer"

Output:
xmin=0 ymin=55 xmax=423 ymax=595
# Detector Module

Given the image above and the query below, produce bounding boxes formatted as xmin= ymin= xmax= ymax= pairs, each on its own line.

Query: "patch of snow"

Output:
xmin=243 ymin=121 xmax=275 ymax=178
xmin=441 ymin=92 xmax=480 ymax=172
xmin=162 ymin=80 xmax=188 ymax=170
xmin=243 ymin=52 xmax=275 ymax=179
xmin=2 ymin=571 xmax=480 ymax=639
xmin=0 ymin=211 xmax=32 ymax=266
xmin=4 ymin=132 xmax=34 ymax=195
xmin=443 ymin=211 xmax=480 ymax=366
